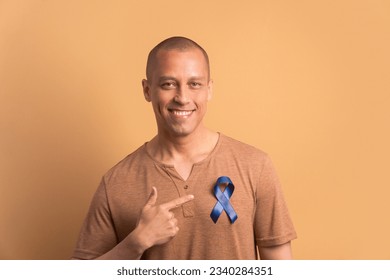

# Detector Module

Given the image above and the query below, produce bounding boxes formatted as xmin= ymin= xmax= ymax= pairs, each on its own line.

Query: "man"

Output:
xmin=72 ymin=36 xmax=296 ymax=260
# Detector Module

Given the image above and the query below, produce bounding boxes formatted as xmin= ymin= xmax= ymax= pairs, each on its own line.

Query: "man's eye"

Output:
xmin=190 ymin=82 xmax=202 ymax=88
xmin=161 ymin=82 xmax=176 ymax=88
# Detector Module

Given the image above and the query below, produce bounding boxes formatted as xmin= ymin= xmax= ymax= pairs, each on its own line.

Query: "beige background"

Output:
xmin=1 ymin=0 xmax=389 ymax=259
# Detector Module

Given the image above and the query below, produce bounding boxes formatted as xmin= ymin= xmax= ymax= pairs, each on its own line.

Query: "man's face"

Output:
xmin=142 ymin=48 xmax=212 ymax=138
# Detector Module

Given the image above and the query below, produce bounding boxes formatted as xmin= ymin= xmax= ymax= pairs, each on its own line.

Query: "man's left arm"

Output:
xmin=258 ymin=242 xmax=293 ymax=260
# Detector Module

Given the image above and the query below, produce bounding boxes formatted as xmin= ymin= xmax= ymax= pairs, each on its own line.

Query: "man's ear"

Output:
xmin=142 ymin=79 xmax=151 ymax=102
xmin=207 ymin=79 xmax=213 ymax=101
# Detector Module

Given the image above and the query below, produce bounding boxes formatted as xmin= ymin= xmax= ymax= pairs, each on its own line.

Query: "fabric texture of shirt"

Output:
xmin=72 ymin=134 xmax=297 ymax=259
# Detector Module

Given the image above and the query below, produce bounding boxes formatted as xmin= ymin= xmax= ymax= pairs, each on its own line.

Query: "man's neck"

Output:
xmin=147 ymin=127 xmax=219 ymax=165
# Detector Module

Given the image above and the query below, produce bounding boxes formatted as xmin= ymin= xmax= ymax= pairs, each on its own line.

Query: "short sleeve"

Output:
xmin=254 ymin=155 xmax=297 ymax=247
xmin=72 ymin=178 xmax=118 ymax=259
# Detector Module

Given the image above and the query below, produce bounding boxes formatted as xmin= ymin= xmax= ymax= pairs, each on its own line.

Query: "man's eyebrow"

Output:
xmin=158 ymin=76 xmax=176 ymax=82
xmin=188 ymin=76 xmax=207 ymax=80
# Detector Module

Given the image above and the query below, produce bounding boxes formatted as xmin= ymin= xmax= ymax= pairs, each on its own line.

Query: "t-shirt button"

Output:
xmin=184 ymin=185 xmax=189 ymax=189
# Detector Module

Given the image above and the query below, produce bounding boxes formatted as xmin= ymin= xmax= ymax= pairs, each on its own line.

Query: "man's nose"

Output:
xmin=174 ymin=86 xmax=190 ymax=104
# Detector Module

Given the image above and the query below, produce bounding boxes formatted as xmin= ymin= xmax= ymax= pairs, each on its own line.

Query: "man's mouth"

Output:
xmin=168 ymin=109 xmax=195 ymax=117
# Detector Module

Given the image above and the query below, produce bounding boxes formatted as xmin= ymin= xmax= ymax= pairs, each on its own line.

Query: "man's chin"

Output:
xmin=166 ymin=125 xmax=195 ymax=138
xmin=158 ymin=121 xmax=202 ymax=138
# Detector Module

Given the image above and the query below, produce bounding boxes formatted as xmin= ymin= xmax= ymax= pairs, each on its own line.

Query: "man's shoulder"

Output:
xmin=216 ymin=134 xmax=275 ymax=179
xmin=219 ymin=133 xmax=269 ymax=159
xmin=102 ymin=143 xmax=151 ymax=182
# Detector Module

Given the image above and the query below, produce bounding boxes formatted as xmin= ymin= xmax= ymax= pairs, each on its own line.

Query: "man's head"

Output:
xmin=142 ymin=36 xmax=213 ymax=138
xmin=146 ymin=36 xmax=210 ymax=82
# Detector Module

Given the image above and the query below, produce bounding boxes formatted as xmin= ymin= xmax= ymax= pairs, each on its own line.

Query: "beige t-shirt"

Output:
xmin=73 ymin=134 xmax=296 ymax=259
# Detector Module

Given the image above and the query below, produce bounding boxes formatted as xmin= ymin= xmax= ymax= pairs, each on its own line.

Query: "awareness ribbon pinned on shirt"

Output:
xmin=210 ymin=176 xmax=238 ymax=224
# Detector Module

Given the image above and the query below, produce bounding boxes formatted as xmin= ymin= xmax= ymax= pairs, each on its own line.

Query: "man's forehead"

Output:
xmin=157 ymin=75 xmax=208 ymax=82
xmin=147 ymin=46 xmax=210 ymax=81
xmin=152 ymin=49 xmax=208 ymax=71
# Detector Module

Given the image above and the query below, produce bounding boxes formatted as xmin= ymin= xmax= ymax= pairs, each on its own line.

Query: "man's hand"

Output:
xmin=95 ymin=187 xmax=194 ymax=260
xmin=134 ymin=187 xmax=194 ymax=250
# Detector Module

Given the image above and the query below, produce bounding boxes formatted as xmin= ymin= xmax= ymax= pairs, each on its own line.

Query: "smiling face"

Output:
xmin=142 ymin=48 xmax=212 ymax=138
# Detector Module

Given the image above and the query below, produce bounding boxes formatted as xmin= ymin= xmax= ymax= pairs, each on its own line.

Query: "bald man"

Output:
xmin=72 ymin=37 xmax=296 ymax=260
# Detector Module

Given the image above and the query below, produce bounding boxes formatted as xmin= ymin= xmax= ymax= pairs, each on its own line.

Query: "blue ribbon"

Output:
xmin=210 ymin=176 xmax=238 ymax=224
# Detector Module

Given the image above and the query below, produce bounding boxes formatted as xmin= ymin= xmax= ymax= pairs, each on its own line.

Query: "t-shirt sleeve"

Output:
xmin=72 ymin=178 xmax=118 ymax=259
xmin=254 ymin=155 xmax=297 ymax=247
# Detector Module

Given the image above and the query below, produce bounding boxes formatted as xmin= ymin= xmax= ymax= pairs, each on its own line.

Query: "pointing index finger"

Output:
xmin=162 ymin=194 xmax=194 ymax=210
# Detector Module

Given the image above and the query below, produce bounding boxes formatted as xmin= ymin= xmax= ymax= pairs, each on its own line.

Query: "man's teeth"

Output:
xmin=171 ymin=110 xmax=192 ymax=116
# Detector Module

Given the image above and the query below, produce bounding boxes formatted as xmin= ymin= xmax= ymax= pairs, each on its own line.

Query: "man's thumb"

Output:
xmin=145 ymin=187 xmax=157 ymax=208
